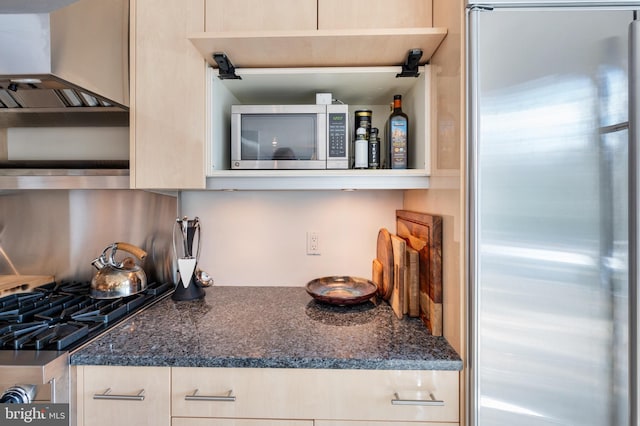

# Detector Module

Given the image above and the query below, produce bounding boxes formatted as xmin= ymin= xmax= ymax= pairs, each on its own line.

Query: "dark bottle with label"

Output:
xmin=368 ymin=127 xmax=380 ymax=169
xmin=387 ymin=94 xmax=408 ymax=169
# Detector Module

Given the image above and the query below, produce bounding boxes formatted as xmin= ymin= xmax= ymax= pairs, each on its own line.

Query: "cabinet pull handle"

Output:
xmin=184 ymin=389 xmax=236 ymax=402
xmin=391 ymin=392 xmax=444 ymax=406
xmin=93 ymin=388 xmax=145 ymax=401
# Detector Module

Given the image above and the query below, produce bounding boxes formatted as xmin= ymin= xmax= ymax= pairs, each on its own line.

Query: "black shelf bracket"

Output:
xmin=213 ymin=52 xmax=241 ymax=80
xmin=396 ymin=49 xmax=424 ymax=78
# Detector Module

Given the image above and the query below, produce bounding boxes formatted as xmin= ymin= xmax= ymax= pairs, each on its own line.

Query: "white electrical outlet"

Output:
xmin=307 ymin=231 xmax=320 ymax=255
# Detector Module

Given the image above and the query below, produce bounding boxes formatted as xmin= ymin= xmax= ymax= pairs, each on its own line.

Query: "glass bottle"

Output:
xmin=387 ymin=94 xmax=408 ymax=169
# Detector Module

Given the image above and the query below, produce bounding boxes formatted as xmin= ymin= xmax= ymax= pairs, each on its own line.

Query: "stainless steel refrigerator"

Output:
xmin=467 ymin=2 xmax=640 ymax=425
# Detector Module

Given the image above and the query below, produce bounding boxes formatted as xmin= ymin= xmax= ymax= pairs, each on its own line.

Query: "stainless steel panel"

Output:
xmin=0 ymin=190 xmax=177 ymax=283
xmin=469 ymin=7 xmax=631 ymax=426
xmin=629 ymin=15 xmax=640 ymax=426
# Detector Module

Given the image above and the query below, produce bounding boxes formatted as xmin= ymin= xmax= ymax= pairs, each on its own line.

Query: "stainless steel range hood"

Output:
xmin=0 ymin=0 xmax=129 ymax=127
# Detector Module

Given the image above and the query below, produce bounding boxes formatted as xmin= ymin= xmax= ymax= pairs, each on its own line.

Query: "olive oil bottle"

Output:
xmin=387 ymin=94 xmax=408 ymax=169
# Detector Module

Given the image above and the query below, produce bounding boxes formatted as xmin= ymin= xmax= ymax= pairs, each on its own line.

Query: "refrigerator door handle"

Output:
xmin=466 ymin=7 xmax=482 ymax=426
xmin=629 ymin=15 xmax=640 ymax=426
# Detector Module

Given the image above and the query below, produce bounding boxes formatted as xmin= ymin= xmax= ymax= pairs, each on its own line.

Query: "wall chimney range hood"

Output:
xmin=0 ymin=0 xmax=129 ymax=127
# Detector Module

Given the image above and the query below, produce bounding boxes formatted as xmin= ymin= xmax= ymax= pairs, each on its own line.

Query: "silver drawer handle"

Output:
xmin=185 ymin=389 xmax=236 ymax=402
xmin=391 ymin=392 xmax=444 ymax=406
xmin=93 ymin=388 xmax=145 ymax=401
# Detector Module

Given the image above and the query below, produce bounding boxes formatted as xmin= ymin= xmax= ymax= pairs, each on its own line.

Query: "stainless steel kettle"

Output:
xmin=90 ymin=242 xmax=147 ymax=299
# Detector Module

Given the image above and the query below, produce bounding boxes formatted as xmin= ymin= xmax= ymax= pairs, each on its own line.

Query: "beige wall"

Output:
xmin=181 ymin=190 xmax=403 ymax=286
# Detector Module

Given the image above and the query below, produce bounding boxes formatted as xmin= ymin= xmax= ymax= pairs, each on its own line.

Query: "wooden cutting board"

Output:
xmin=371 ymin=259 xmax=383 ymax=294
xmin=405 ymin=246 xmax=419 ymax=317
xmin=390 ymin=235 xmax=406 ymax=319
xmin=0 ymin=275 xmax=55 ymax=296
xmin=375 ymin=228 xmax=393 ymax=300
xmin=396 ymin=210 xmax=443 ymax=336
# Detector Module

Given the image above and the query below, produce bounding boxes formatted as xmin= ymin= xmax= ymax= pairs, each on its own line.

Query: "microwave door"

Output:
xmin=232 ymin=108 xmax=326 ymax=169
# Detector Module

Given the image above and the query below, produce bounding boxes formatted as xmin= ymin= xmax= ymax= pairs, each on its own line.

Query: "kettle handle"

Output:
xmin=113 ymin=242 xmax=147 ymax=261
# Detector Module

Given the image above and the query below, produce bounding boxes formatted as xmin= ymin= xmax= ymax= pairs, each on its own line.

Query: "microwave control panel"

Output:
xmin=326 ymin=104 xmax=349 ymax=169
xmin=328 ymin=113 xmax=347 ymax=157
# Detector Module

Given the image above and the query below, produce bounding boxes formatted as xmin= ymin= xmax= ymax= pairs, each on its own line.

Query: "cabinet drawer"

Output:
xmin=316 ymin=422 xmax=457 ymax=426
xmin=83 ymin=366 xmax=171 ymax=426
xmin=173 ymin=419 xmax=312 ymax=426
xmin=172 ymin=368 xmax=458 ymax=422
xmin=318 ymin=0 xmax=433 ymax=29
xmin=205 ymin=0 xmax=317 ymax=31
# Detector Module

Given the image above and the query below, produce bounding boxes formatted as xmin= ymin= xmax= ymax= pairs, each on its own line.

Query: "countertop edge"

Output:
xmin=70 ymin=354 xmax=463 ymax=371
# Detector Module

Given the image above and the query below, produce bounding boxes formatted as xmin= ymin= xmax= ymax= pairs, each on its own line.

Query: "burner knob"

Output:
xmin=0 ymin=385 xmax=37 ymax=403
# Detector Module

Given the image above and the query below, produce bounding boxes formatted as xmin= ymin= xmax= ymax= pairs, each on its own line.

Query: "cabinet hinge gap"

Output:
xmin=396 ymin=49 xmax=423 ymax=78
xmin=213 ymin=52 xmax=241 ymax=80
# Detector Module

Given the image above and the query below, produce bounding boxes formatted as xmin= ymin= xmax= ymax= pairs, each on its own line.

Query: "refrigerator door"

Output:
xmin=468 ymin=6 xmax=633 ymax=426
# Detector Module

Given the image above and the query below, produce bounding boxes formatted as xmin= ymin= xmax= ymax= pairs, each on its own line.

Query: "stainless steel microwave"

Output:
xmin=231 ymin=104 xmax=349 ymax=169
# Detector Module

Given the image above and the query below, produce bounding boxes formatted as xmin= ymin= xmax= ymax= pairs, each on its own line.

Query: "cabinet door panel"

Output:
xmin=172 ymin=367 xmax=458 ymax=422
xmin=83 ymin=366 xmax=171 ymax=426
xmin=131 ymin=0 xmax=206 ymax=189
xmin=205 ymin=0 xmax=317 ymax=31
xmin=173 ymin=418 xmax=312 ymax=426
xmin=318 ymin=0 xmax=433 ymax=29
xmin=315 ymin=422 xmax=457 ymax=426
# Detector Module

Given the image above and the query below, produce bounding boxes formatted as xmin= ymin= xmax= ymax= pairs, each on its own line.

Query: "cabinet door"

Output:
xmin=318 ymin=0 xmax=433 ymax=29
xmin=173 ymin=419 xmax=312 ymax=426
xmin=131 ymin=0 xmax=206 ymax=189
xmin=315 ymin=422 xmax=457 ymax=426
xmin=173 ymin=367 xmax=458 ymax=422
xmin=205 ymin=0 xmax=317 ymax=31
xmin=82 ymin=366 xmax=171 ymax=426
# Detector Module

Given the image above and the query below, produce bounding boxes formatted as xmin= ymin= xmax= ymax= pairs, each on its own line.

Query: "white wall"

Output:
xmin=180 ymin=190 xmax=403 ymax=286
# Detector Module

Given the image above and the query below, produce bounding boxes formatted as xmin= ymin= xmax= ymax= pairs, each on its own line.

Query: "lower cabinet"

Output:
xmin=172 ymin=368 xmax=459 ymax=424
xmin=78 ymin=366 xmax=171 ymax=426
xmin=173 ymin=420 xmax=312 ymax=426
xmin=77 ymin=366 xmax=459 ymax=425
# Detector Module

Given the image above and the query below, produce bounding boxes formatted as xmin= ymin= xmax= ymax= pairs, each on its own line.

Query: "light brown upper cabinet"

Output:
xmin=318 ymin=0 xmax=433 ymax=29
xmin=205 ymin=0 xmax=317 ymax=31
xmin=130 ymin=0 xmax=207 ymax=189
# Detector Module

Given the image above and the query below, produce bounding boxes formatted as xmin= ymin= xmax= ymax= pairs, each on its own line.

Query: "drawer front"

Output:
xmin=83 ymin=366 xmax=171 ymax=426
xmin=316 ymin=422 xmax=458 ymax=426
xmin=172 ymin=368 xmax=458 ymax=422
xmin=173 ymin=418 xmax=312 ymax=426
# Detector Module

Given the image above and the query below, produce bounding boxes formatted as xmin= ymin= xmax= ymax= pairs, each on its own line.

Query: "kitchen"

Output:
xmin=2 ymin=0 xmax=635 ymax=425
xmin=0 ymin=0 xmax=465 ymax=424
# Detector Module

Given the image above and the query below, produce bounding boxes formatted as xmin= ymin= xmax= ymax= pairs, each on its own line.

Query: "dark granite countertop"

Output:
xmin=70 ymin=286 xmax=462 ymax=370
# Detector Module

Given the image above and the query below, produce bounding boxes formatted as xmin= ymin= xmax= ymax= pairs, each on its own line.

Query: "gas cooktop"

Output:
xmin=0 ymin=281 xmax=173 ymax=352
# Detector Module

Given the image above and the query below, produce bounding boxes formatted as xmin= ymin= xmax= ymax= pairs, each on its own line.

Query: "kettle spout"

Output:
xmin=91 ymin=257 xmax=106 ymax=270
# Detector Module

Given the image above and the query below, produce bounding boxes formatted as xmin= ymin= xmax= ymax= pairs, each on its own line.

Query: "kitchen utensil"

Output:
xmin=172 ymin=217 xmax=207 ymax=301
xmin=375 ymin=228 xmax=393 ymax=300
xmin=90 ymin=242 xmax=147 ymax=299
xmin=390 ymin=235 xmax=406 ymax=319
xmin=396 ymin=210 xmax=443 ymax=336
xmin=406 ymin=246 xmax=419 ymax=317
xmin=306 ymin=276 xmax=377 ymax=306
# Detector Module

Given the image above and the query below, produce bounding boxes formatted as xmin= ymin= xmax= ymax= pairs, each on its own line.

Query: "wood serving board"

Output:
xmin=375 ymin=228 xmax=394 ymax=300
xmin=0 ymin=275 xmax=55 ymax=296
xmin=396 ymin=210 xmax=443 ymax=336
xmin=390 ymin=235 xmax=406 ymax=319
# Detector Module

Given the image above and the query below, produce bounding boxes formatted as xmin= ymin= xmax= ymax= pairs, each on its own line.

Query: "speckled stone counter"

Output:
xmin=70 ymin=286 xmax=462 ymax=370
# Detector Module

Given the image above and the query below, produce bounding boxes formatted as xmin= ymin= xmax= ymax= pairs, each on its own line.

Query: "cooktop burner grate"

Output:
xmin=0 ymin=281 xmax=173 ymax=352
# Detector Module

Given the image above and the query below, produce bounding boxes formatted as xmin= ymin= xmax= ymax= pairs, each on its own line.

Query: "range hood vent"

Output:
xmin=0 ymin=0 xmax=129 ymax=127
